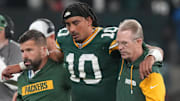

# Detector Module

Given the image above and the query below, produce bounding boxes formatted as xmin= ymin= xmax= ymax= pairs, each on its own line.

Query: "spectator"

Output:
xmin=0 ymin=14 xmax=22 ymax=101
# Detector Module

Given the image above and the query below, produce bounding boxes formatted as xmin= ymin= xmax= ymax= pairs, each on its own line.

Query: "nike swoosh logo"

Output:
xmin=150 ymin=84 xmax=159 ymax=89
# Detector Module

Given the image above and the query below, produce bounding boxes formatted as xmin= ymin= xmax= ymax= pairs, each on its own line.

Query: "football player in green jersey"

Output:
xmin=2 ymin=2 xmax=163 ymax=101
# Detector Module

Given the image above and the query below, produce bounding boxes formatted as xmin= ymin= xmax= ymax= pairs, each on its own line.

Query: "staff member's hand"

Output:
xmin=139 ymin=55 xmax=155 ymax=79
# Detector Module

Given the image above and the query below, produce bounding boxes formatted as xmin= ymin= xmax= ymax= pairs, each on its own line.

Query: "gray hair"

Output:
xmin=118 ymin=19 xmax=144 ymax=40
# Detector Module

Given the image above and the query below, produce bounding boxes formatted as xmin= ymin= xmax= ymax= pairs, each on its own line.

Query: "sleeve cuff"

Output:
xmin=147 ymin=49 xmax=163 ymax=62
xmin=19 ymin=62 xmax=27 ymax=70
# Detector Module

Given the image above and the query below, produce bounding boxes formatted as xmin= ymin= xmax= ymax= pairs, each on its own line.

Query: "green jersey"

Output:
xmin=17 ymin=59 xmax=71 ymax=101
xmin=56 ymin=27 xmax=120 ymax=101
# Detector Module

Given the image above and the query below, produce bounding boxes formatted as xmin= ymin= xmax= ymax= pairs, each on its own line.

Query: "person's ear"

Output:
xmin=136 ymin=38 xmax=143 ymax=45
xmin=40 ymin=47 xmax=48 ymax=57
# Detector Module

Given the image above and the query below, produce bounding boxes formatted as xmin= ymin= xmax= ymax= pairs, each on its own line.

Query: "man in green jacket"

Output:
xmin=16 ymin=30 xmax=71 ymax=101
xmin=115 ymin=19 xmax=166 ymax=101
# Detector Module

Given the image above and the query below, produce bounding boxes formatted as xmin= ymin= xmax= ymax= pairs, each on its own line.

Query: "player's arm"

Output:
xmin=12 ymin=92 xmax=18 ymax=101
xmin=48 ymin=49 xmax=64 ymax=63
xmin=2 ymin=38 xmax=64 ymax=79
xmin=2 ymin=49 xmax=64 ymax=79
xmin=139 ymin=44 xmax=164 ymax=79
xmin=2 ymin=64 xmax=22 ymax=80
xmin=48 ymin=38 xmax=65 ymax=63
xmin=146 ymin=44 xmax=164 ymax=59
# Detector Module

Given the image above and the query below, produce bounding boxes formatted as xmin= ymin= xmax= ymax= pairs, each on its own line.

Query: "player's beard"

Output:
xmin=24 ymin=58 xmax=42 ymax=71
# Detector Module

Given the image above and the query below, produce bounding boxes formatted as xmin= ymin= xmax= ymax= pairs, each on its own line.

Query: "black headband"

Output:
xmin=63 ymin=5 xmax=89 ymax=20
xmin=62 ymin=2 xmax=98 ymax=26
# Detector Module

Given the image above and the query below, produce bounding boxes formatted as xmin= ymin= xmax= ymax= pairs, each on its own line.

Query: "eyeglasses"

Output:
xmin=116 ymin=38 xmax=139 ymax=48
xmin=116 ymin=41 xmax=128 ymax=47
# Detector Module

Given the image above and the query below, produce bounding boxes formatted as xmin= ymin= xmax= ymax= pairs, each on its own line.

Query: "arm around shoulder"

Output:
xmin=48 ymin=49 xmax=64 ymax=63
xmin=2 ymin=64 xmax=22 ymax=80
xmin=146 ymin=44 xmax=164 ymax=62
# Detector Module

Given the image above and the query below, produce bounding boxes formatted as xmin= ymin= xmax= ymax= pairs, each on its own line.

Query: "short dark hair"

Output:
xmin=18 ymin=30 xmax=47 ymax=46
xmin=62 ymin=2 xmax=98 ymax=27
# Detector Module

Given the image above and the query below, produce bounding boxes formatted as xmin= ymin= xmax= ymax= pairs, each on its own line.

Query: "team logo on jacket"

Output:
xmin=21 ymin=80 xmax=54 ymax=96
xmin=125 ymin=78 xmax=136 ymax=86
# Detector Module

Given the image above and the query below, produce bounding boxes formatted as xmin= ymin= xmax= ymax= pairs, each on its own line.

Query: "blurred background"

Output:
xmin=0 ymin=0 xmax=179 ymax=100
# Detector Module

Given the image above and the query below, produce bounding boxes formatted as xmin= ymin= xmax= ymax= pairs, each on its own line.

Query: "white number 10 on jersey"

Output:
xmin=66 ymin=53 xmax=102 ymax=84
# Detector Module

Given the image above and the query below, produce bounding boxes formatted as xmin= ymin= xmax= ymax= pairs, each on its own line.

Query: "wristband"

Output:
xmin=147 ymin=49 xmax=163 ymax=62
xmin=19 ymin=62 xmax=27 ymax=70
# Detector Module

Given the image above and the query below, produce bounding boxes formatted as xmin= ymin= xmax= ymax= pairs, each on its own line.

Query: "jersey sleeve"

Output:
xmin=100 ymin=26 xmax=119 ymax=54
xmin=105 ymin=27 xmax=121 ymax=58
xmin=139 ymin=72 xmax=166 ymax=101
xmin=56 ymin=28 xmax=69 ymax=52
xmin=56 ymin=39 xmax=61 ymax=51
xmin=109 ymin=40 xmax=119 ymax=54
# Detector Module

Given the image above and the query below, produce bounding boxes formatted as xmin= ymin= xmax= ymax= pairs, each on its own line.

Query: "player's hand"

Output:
xmin=2 ymin=64 xmax=21 ymax=80
xmin=139 ymin=55 xmax=155 ymax=79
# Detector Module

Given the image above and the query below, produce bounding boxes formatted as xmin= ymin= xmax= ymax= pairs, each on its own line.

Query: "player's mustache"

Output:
xmin=23 ymin=58 xmax=34 ymax=69
xmin=24 ymin=58 xmax=32 ymax=64
xmin=71 ymin=32 xmax=78 ymax=35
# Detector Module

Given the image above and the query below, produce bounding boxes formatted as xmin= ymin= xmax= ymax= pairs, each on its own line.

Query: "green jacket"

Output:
xmin=17 ymin=59 xmax=71 ymax=101
xmin=116 ymin=46 xmax=162 ymax=101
